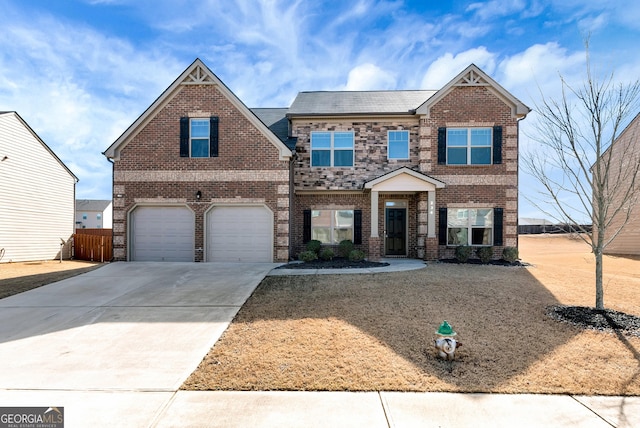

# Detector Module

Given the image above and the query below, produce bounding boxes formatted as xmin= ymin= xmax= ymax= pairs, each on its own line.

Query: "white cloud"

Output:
xmin=466 ymin=0 xmax=527 ymax=20
xmin=344 ymin=63 xmax=396 ymax=90
xmin=420 ymin=47 xmax=497 ymax=89
xmin=0 ymin=7 xmax=182 ymax=199
xmin=497 ymin=42 xmax=585 ymax=98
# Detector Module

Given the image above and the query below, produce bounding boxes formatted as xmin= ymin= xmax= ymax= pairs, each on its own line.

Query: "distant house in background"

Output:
xmin=518 ymin=218 xmax=557 ymax=234
xmin=76 ymin=199 xmax=113 ymax=229
xmin=0 ymin=111 xmax=77 ymax=262
xmin=599 ymin=112 xmax=640 ymax=256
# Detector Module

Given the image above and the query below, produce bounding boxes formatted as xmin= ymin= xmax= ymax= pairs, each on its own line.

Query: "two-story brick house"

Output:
xmin=104 ymin=59 xmax=529 ymax=262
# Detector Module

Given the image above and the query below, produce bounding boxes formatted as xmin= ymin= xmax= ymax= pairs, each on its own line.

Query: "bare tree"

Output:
xmin=523 ymin=44 xmax=640 ymax=310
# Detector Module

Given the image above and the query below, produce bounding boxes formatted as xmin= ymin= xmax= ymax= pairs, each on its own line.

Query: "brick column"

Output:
xmin=368 ymin=237 xmax=382 ymax=261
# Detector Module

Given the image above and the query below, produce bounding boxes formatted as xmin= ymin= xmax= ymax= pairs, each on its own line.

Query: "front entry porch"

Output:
xmin=364 ymin=167 xmax=445 ymax=261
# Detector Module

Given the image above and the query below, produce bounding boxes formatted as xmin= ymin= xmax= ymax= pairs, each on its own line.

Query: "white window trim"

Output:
xmin=310 ymin=131 xmax=355 ymax=167
xmin=190 ymin=118 xmax=210 ymax=158
xmin=387 ymin=130 xmax=410 ymax=160
xmin=446 ymin=127 xmax=492 ymax=165
xmin=447 ymin=207 xmax=494 ymax=246
xmin=311 ymin=209 xmax=355 ymax=244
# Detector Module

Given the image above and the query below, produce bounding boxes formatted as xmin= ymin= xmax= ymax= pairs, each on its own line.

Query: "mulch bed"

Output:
xmin=437 ymin=258 xmax=526 ymax=266
xmin=547 ymin=305 xmax=640 ymax=337
xmin=276 ymin=257 xmax=390 ymax=270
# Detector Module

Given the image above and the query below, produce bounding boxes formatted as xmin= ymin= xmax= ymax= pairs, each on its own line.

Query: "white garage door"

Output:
xmin=131 ymin=206 xmax=194 ymax=262
xmin=207 ymin=206 xmax=272 ymax=262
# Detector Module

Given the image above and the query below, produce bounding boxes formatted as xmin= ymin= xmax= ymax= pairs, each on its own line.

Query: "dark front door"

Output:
xmin=385 ymin=208 xmax=406 ymax=256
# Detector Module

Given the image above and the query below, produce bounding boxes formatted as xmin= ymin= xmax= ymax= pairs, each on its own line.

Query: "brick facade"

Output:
xmin=105 ymin=60 xmax=527 ymax=263
xmin=290 ymin=84 xmax=523 ymax=261
xmin=109 ymin=75 xmax=290 ymax=262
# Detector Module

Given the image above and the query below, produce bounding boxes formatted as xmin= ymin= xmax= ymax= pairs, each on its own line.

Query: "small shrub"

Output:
xmin=348 ymin=249 xmax=366 ymax=262
xmin=299 ymin=250 xmax=318 ymax=262
xmin=305 ymin=240 xmax=322 ymax=255
xmin=455 ymin=245 xmax=473 ymax=263
xmin=338 ymin=240 xmax=354 ymax=258
xmin=320 ymin=248 xmax=334 ymax=261
xmin=503 ymin=246 xmax=519 ymax=263
xmin=476 ymin=246 xmax=493 ymax=264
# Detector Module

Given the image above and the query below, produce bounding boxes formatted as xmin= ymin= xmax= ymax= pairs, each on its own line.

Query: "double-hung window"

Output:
xmin=180 ymin=116 xmax=219 ymax=158
xmin=311 ymin=131 xmax=354 ymax=167
xmin=447 ymin=128 xmax=492 ymax=165
xmin=190 ymin=119 xmax=210 ymax=157
xmin=438 ymin=126 xmax=502 ymax=165
xmin=388 ymin=130 xmax=409 ymax=159
xmin=311 ymin=209 xmax=354 ymax=244
xmin=447 ymin=208 xmax=494 ymax=246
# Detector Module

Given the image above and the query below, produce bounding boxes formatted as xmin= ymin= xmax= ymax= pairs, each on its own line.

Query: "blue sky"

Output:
xmin=1 ymin=0 xmax=639 ymax=221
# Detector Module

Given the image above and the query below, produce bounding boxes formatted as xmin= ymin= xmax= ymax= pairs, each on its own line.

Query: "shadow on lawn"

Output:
xmin=207 ymin=264 xmax=585 ymax=393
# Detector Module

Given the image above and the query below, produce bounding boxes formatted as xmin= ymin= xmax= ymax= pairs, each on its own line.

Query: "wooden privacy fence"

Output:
xmin=74 ymin=231 xmax=112 ymax=262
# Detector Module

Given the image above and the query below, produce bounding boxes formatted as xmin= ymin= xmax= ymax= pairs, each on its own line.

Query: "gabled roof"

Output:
xmin=103 ymin=58 xmax=292 ymax=160
xmin=76 ymin=199 xmax=112 ymax=212
xmin=0 ymin=111 xmax=78 ymax=182
xmin=287 ymin=90 xmax=436 ymax=117
xmin=416 ymin=64 xmax=530 ymax=119
xmin=251 ymin=108 xmax=297 ymax=150
xmin=364 ymin=167 xmax=446 ymax=191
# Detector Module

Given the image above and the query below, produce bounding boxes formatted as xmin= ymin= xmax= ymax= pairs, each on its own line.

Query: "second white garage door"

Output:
xmin=206 ymin=206 xmax=273 ymax=262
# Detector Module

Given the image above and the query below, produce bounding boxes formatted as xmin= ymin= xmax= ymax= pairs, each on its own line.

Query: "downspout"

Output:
xmin=104 ymin=154 xmax=116 ymax=262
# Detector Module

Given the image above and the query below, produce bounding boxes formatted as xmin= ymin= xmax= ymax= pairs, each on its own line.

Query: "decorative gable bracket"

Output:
xmin=415 ymin=64 xmax=530 ymax=119
xmin=454 ymin=69 xmax=490 ymax=87
xmin=182 ymin=65 xmax=216 ymax=85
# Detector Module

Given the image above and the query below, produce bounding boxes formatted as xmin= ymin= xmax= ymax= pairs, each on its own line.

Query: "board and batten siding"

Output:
xmin=0 ymin=112 xmax=77 ymax=262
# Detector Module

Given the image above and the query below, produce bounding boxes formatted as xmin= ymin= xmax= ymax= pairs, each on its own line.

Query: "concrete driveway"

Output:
xmin=0 ymin=262 xmax=278 ymax=425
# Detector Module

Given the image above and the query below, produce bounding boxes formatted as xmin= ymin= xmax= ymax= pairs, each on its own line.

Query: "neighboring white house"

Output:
xmin=0 ymin=111 xmax=78 ymax=262
xmin=76 ymin=200 xmax=113 ymax=229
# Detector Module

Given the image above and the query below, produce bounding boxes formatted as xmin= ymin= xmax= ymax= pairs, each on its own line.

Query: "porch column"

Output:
xmin=427 ymin=190 xmax=436 ymax=238
xmin=370 ymin=191 xmax=379 ymax=237
xmin=368 ymin=190 xmax=381 ymax=261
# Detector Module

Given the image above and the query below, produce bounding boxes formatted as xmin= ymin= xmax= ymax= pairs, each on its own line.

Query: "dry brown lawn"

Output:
xmin=0 ymin=260 xmax=103 ymax=299
xmin=183 ymin=234 xmax=640 ymax=395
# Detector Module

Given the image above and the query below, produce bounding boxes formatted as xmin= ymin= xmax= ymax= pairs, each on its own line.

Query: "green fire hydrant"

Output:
xmin=434 ymin=320 xmax=461 ymax=360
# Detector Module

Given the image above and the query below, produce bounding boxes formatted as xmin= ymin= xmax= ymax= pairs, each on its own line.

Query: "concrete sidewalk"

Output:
xmin=0 ymin=259 xmax=637 ymax=427
xmin=0 ymin=389 xmax=636 ymax=427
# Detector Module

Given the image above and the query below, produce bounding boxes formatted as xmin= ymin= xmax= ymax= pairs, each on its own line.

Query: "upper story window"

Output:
xmin=437 ymin=126 xmax=502 ymax=166
xmin=447 ymin=128 xmax=491 ymax=165
xmin=190 ymin=119 xmax=210 ymax=157
xmin=180 ymin=116 xmax=219 ymax=158
xmin=311 ymin=131 xmax=354 ymax=167
xmin=97 ymin=213 xmax=102 ymax=220
xmin=388 ymin=130 xmax=409 ymax=159
xmin=82 ymin=213 xmax=87 ymax=220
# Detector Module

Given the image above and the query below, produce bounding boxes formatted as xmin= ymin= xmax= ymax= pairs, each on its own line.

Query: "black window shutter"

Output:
xmin=493 ymin=126 xmax=502 ymax=164
xmin=494 ymin=208 xmax=504 ymax=246
xmin=210 ymin=116 xmax=219 ymax=157
xmin=437 ymin=127 xmax=447 ymax=165
xmin=179 ymin=117 xmax=189 ymax=157
xmin=303 ymin=210 xmax=311 ymax=243
xmin=438 ymin=207 xmax=447 ymax=245
xmin=353 ymin=210 xmax=362 ymax=245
